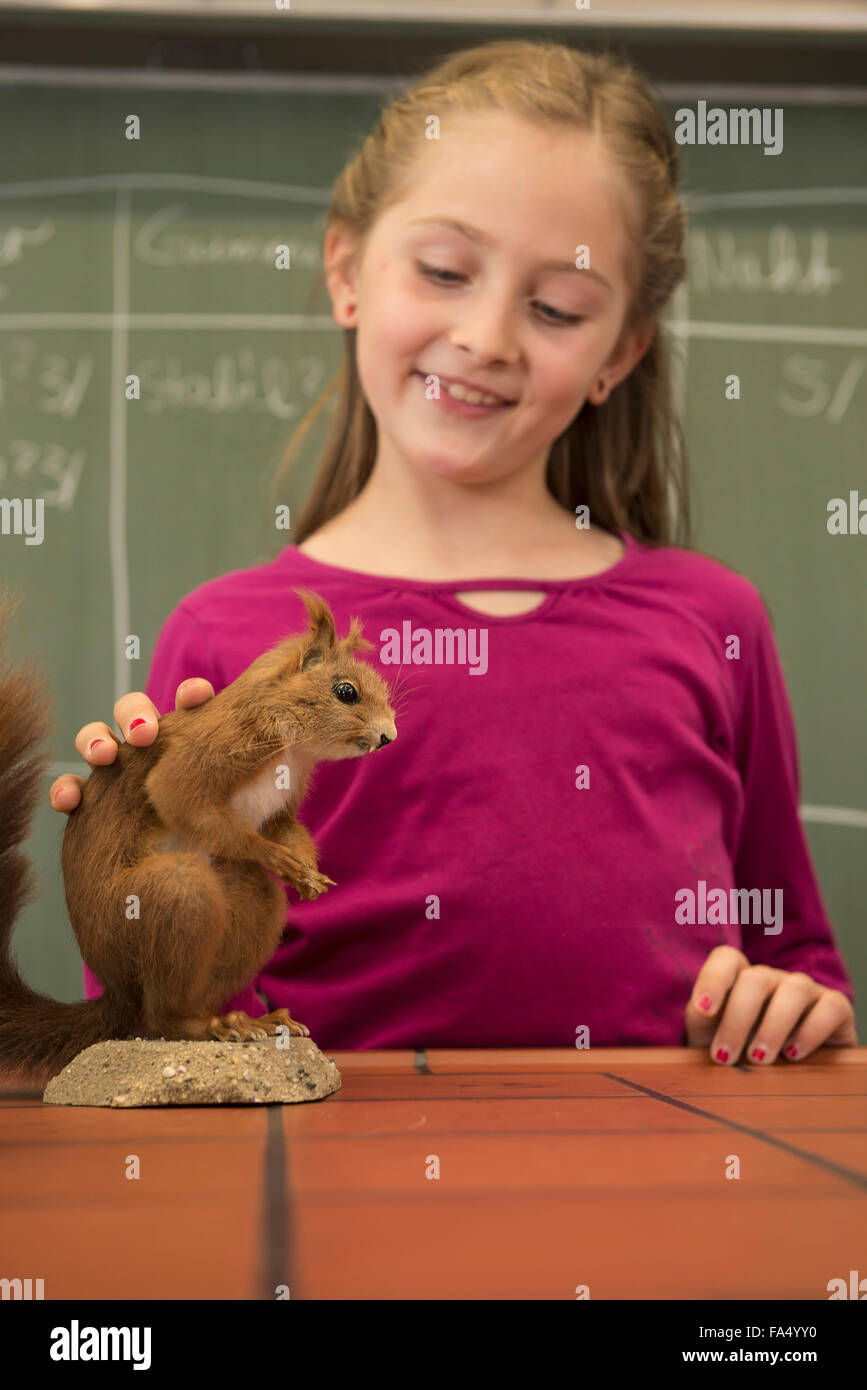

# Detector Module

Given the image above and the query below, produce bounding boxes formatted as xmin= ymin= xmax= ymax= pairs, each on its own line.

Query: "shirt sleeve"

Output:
xmin=731 ymin=595 xmax=854 ymax=1000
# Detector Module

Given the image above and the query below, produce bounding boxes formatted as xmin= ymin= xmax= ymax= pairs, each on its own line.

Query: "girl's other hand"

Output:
xmin=48 ymin=678 xmax=215 ymax=814
xmin=685 ymin=945 xmax=857 ymax=1064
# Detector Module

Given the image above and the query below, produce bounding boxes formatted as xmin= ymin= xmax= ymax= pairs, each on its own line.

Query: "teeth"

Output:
xmin=443 ymin=380 xmax=504 ymax=406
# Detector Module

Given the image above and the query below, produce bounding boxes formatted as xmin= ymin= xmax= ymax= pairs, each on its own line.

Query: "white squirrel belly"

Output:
xmin=229 ymin=750 xmax=300 ymax=829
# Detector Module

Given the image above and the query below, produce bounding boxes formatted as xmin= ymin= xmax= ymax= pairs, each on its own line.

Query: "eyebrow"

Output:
xmin=407 ymin=216 xmax=613 ymax=291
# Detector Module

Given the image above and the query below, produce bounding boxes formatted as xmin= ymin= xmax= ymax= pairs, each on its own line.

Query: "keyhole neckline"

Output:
xmin=286 ymin=528 xmax=639 ymax=623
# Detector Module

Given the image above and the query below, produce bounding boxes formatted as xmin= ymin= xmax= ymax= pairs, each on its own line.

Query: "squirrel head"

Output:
xmin=277 ymin=588 xmax=397 ymax=761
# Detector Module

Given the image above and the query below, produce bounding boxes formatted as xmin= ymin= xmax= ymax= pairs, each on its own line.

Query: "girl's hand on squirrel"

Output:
xmin=685 ymin=944 xmax=857 ymax=1064
xmin=48 ymin=678 xmax=215 ymax=814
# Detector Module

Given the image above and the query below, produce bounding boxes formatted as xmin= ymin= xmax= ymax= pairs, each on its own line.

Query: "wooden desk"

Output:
xmin=1 ymin=1047 xmax=865 ymax=1300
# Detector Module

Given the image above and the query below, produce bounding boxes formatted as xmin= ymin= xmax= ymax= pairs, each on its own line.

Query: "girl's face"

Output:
xmin=326 ymin=111 xmax=651 ymax=486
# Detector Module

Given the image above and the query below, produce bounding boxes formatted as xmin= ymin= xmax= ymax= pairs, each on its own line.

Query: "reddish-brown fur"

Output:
xmin=0 ymin=588 xmax=396 ymax=1087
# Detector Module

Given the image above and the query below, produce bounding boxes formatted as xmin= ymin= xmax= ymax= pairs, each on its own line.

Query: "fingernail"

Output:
xmin=715 ymin=1046 xmax=730 ymax=1063
xmin=751 ymin=1045 xmax=767 ymax=1062
xmin=785 ymin=1044 xmax=798 ymax=1059
xmin=88 ymin=738 xmax=105 ymax=752
xmin=699 ymin=995 xmax=712 ymax=1011
xmin=129 ymin=718 xmax=146 ymax=731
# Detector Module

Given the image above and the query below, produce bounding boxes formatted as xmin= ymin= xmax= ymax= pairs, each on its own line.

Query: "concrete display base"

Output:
xmin=42 ymin=1036 xmax=341 ymax=1106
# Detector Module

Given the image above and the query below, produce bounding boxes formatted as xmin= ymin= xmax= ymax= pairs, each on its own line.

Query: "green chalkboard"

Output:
xmin=1 ymin=75 xmax=864 ymax=1033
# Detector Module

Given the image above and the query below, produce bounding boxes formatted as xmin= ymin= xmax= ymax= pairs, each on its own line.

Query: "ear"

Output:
xmin=324 ymin=221 xmax=361 ymax=330
xmin=341 ymin=615 xmax=375 ymax=658
xmin=294 ymin=588 xmax=337 ymax=672
xmin=588 ymin=321 xmax=656 ymax=405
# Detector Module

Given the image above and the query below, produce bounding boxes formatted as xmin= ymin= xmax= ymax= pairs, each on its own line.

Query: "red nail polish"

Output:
xmin=129 ymin=718 xmax=146 ymax=730
xmin=715 ymin=1047 xmax=729 ymax=1063
xmin=785 ymin=1044 xmax=798 ymax=1059
xmin=699 ymin=995 xmax=712 ymax=1011
xmin=88 ymin=738 xmax=105 ymax=752
xmin=751 ymin=1047 xmax=766 ymax=1062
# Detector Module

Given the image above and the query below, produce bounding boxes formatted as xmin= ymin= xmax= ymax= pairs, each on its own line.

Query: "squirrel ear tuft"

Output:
xmin=343 ymin=615 xmax=375 ymax=656
xmin=294 ymin=588 xmax=337 ymax=662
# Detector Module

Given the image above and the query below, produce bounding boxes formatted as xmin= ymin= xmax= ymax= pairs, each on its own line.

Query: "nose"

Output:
xmin=451 ymin=287 xmax=520 ymax=364
xmin=375 ymin=720 xmax=397 ymax=748
xmin=378 ymin=734 xmax=391 ymax=748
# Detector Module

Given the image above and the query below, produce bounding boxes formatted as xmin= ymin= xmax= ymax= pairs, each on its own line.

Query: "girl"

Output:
xmin=51 ymin=40 xmax=856 ymax=1064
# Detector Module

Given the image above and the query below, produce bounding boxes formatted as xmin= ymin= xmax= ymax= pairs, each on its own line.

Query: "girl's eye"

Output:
xmin=417 ymin=261 xmax=465 ymax=285
xmin=333 ymin=681 xmax=360 ymax=705
xmin=415 ymin=262 xmax=582 ymax=326
xmin=536 ymin=302 xmax=582 ymax=326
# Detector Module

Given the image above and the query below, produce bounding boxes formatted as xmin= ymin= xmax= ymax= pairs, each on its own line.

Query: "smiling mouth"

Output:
xmin=414 ymin=371 xmax=515 ymax=406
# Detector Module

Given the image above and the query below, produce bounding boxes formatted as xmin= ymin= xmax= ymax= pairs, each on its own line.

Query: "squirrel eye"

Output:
xmin=333 ymin=681 xmax=360 ymax=705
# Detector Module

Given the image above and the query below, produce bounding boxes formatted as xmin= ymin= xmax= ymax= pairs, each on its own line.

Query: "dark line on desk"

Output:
xmin=602 ymin=1072 xmax=867 ymax=1191
xmin=259 ymin=1105 xmax=293 ymax=1301
xmin=413 ymin=1049 xmax=431 ymax=1074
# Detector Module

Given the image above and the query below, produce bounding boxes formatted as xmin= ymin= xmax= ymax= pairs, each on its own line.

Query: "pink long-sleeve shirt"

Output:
xmin=83 ymin=529 xmax=854 ymax=1047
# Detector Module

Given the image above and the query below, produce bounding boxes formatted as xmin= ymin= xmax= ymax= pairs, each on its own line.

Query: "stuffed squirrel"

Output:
xmin=0 ymin=588 xmax=396 ymax=1086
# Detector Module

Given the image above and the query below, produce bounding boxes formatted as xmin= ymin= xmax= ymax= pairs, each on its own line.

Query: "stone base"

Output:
xmin=42 ymin=1036 xmax=341 ymax=1107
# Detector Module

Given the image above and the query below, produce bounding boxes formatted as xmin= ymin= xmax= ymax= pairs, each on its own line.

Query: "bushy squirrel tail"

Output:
xmin=0 ymin=590 xmax=130 ymax=1088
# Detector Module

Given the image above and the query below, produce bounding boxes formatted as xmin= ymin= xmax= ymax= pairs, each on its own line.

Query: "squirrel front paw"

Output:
xmin=267 ymin=847 xmax=336 ymax=897
xmin=295 ymin=864 xmax=337 ymax=900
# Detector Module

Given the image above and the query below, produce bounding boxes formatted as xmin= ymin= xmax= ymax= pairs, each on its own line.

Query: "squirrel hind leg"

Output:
xmin=120 ymin=852 xmax=228 ymax=1037
xmin=209 ymin=1010 xmax=309 ymax=1041
xmin=138 ymin=1010 xmax=265 ymax=1043
xmin=255 ymin=1007 xmax=310 ymax=1039
xmin=143 ymin=1010 xmax=291 ymax=1043
xmin=219 ymin=1011 xmax=271 ymax=1041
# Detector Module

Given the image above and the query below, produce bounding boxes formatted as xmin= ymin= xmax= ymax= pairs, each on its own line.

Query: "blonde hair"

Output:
xmin=273 ymin=39 xmax=690 ymax=548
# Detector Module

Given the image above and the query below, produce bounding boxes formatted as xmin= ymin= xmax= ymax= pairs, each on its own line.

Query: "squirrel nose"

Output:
xmin=377 ymin=733 xmax=392 ymax=748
